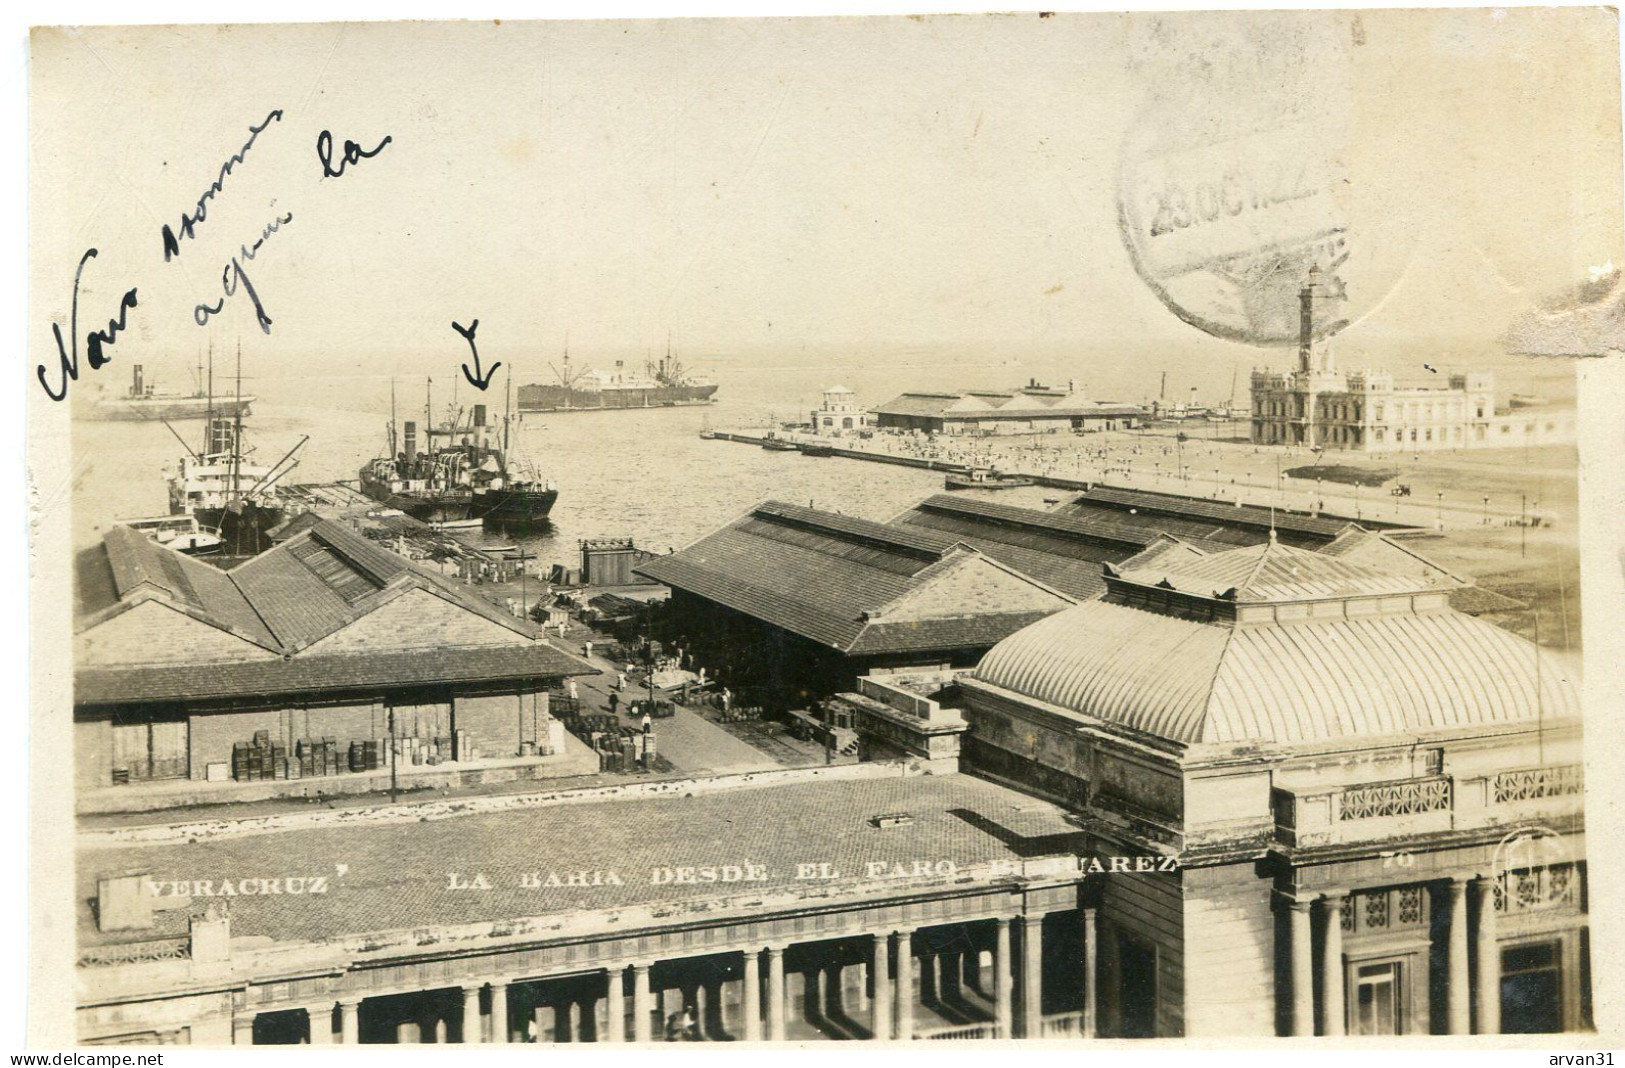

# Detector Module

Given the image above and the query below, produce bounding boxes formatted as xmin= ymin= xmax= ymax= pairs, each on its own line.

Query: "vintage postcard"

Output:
xmin=26 ymin=8 xmax=1624 ymax=1049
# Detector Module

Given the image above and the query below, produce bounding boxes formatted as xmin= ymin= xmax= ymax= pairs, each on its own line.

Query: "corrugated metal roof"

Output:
xmin=1071 ymin=485 xmax=1360 ymax=539
xmin=1117 ymin=538 xmax=1427 ymax=601
xmin=635 ymin=501 xmax=1071 ymax=654
xmin=972 ymin=599 xmax=1580 ymax=746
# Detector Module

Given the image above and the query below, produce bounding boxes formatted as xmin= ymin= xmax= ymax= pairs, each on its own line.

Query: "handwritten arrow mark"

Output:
xmin=455 ymin=319 xmax=501 ymax=391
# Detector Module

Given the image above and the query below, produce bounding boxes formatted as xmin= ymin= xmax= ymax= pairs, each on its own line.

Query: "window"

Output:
xmin=1502 ymin=942 xmax=1563 ymax=1033
xmin=1353 ymin=962 xmax=1402 ymax=1035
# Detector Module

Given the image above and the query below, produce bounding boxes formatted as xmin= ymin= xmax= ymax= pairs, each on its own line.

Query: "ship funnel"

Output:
xmin=473 ymin=404 xmax=487 ymax=427
xmin=208 ymin=418 xmax=236 ymax=456
xmin=133 ymin=364 xmax=145 ymax=396
xmin=403 ymin=421 xmax=418 ymax=463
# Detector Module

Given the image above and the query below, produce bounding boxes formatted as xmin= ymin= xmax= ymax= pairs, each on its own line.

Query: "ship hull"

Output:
xmin=471 ymin=486 xmax=559 ymax=527
xmin=89 ymin=396 xmax=255 ymax=422
xmin=192 ymin=501 xmax=284 ymax=556
xmin=357 ymin=475 xmax=474 ymax=523
xmin=517 ymin=383 xmax=717 ymax=412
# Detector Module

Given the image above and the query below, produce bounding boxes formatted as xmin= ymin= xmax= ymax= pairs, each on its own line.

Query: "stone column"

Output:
xmin=1474 ymin=876 xmax=1501 ymax=1034
xmin=339 ymin=999 xmax=361 ymax=1045
xmin=1320 ymin=895 xmax=1346 ymax=1037
xmin=743 ymin=950 xmax=762 ymax=1042
xmin=462 ymin=985 xmax=482 ymax=1043
xmin=872 ymin=932 xmax=892 ymax=1041
xmin=306 ymin=1004 xmax=332 ymax=1045
xmin=766 ymin=946 xmax=787 ymax=1041
xmin=632 ymin=963 xmax=653 ymax=1042
xmin=232 ymin=1016 xmax=255 ymax=1046
xmin=1287 ymin=898 xmax=1314 ymax=1037
xmin=1447 ymin=878 xmax=1471 ymax=1035
xmin=1082 ymin=907 xmax=1098 ymax=1039
xmin=894 ymin=932 xmax=914 ymax=1042
xmin=606 ymin=967 xmax=625 ymax=1043
xmin=490 ymin=982 xmax=509 ymax=1044
xmin=994 ymin=917 xmax=1014 ymax=1039
xmin=1020 ymin=914 xmax=1043 ymax=1038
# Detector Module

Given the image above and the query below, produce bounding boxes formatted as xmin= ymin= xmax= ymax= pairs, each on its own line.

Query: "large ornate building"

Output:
xmin=1250 ymin=272 xmax=1575 ymax=452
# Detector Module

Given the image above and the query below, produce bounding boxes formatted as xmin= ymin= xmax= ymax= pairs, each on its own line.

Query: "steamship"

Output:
xmin=91 ymin=362 xmax=254 ymax=422
xmin=516 ymin=347 xmax=717 ymax=413
xmin=359 ymin=395 xmax=558 ymax=526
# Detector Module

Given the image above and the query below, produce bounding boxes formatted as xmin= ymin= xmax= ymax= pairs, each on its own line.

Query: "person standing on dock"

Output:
xmin=608 ymin=691 xmax=619 ymax=715
xmin=568 ymin=679 xmax=579 ymax=702
xmin=583 ymin=640 xmax=594 ymax=660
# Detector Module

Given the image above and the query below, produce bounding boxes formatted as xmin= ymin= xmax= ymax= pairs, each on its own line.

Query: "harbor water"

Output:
xmin=69 ymin=344 xmax=1576 ymax=569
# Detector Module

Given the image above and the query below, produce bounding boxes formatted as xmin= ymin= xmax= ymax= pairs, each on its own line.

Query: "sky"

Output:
xmin=27 ymin=11 xmax=1623 ymax=397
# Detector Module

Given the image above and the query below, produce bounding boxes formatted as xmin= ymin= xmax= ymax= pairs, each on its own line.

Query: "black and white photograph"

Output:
xmin=23 ymin=6 xmax=1623 ymax=1049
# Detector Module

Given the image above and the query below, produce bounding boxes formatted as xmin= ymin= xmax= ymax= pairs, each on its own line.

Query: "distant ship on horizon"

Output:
xmin=87 ymin=361 xmax=255 ymax=422
xmin=517 ymin=341 xmax=718 ymax=413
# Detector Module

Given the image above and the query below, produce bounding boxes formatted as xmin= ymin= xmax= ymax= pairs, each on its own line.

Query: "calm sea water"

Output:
xmin=69 ymin=343 xmax=1575 ymax=568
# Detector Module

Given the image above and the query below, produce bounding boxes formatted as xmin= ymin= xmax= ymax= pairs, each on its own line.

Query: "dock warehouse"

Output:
xmin=631 ymin=501 xmax=1078 ymax=700
xmin=638 ymin=492 xmax=1505 ymax=704
xmin=73 ymin=518 xmax=596 ymax=810
xmin=870 ymin=384 xmax=1144 ymax=436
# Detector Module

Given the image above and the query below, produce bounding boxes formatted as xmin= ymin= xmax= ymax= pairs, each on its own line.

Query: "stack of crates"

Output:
xmin=347 ymin=740 xmax=381 ymax=773
xmin=232 ymin=731 xmax=291 ymax=782
xmin=296 ymin=738 xmax=343 ymax=777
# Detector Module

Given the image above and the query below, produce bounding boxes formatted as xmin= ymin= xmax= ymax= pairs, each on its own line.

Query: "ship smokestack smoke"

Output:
xmin=403 ymin=421 xmax=417 ymax=463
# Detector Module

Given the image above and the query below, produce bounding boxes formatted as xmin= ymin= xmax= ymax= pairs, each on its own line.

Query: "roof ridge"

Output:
xmin=1196 ymin=620 xmax=1243 ymax=745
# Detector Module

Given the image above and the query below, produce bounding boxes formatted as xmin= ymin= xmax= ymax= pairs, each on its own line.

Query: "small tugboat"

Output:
xmin=761 ymin=433 xmax=799 ymax=452
xmin=117 ymin=514 xmax=223 ymax=556
xmin=944 ymin=468 xmax=1035 ymax=491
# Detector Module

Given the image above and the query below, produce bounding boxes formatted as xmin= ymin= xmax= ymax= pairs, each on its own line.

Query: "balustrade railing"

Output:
xmin=1493 ymin=765 xmax=1584 ymax=804
xmin=1338 ymin=777 xmax=1451 ymax=821
xmin=77 ymin=937 xmax=191 ymax=968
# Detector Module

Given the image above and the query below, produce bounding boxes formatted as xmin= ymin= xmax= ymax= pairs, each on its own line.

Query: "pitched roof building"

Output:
xmin=870 ymin=383 xmax=1143 ymax=435
xmin=633 ymin=501 xmax=1076 ymax=698
xmin=74 ymin=519 xmax=594 ymax=808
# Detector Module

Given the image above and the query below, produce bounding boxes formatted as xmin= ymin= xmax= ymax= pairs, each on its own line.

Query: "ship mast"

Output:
xmin=203 ymin=340 xmax=214 ymax=458
xmin=232 ymin=340 xmax=243 ymax=502
xmin=389 ymin=379 xmax=398 ymax=458
xmin=503 ymin=364 xmax=512 ymax=455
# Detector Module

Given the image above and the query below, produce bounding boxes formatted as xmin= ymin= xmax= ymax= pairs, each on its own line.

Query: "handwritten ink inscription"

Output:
xmin=161 ymin=109 xmax=284 ymax=262
xmin=38 ymin=249 xmax=139 ymax=402
xmin=41 ymin=113 xmax=397 ymax=401
xmin=317 ymin=129 xmax=392 ymax=178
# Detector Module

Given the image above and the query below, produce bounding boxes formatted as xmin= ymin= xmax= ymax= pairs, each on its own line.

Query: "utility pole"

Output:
xmin=388 ymin=707 xmax=398 ymax=805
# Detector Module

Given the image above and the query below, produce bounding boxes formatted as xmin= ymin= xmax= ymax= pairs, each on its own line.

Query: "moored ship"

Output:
xmin=359 ymin=386 xmax=558 ymax=527
xmin=517 ymin=344 xmax=717 ymax=413
xmin=166 ymin=417 xmax=307 ymax=556
xmin=90 ymin=362 xmax=254 ymax=422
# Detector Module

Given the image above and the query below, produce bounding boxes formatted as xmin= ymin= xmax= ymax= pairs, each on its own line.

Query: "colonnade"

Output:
xmin=235 ymin=910 xmax=1100 ymax=1044
xmin=1281 ymin=875 xmax=1502 ymax=1036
